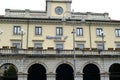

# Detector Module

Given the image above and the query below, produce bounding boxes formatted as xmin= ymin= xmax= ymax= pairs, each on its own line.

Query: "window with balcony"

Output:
xmin=56 ymin=27 xmax=63 ymax=36
xmin=115 ymin=29 xmax=120 ymax=37
xmin=34 ymin=43 xmax=42 ymax=48
xmin=13 ymin=26 xmax=21 ymax=35
xmin=97 ymin=43 xmax=104 ymax=50
xmin=77 ymin=44 xmax=84 ymax=50
xmin=35 ymin=27 xmax=42 ymax=35
xmin=56 ymin=44 xmax=63 ymax=50
xmin=12 ymin=41 xmax=21 ymax=48
xmin=96 ymin=28 xmax=103 ymax=36
xmin=116 ymin=44 xmax=120 ymax=48
xmin=76 ymin=28 xmax=83 ymax=36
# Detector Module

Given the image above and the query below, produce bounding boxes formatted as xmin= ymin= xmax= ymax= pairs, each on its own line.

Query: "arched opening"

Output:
xmin=0 ymin=63 xmax=18 ymax=80
xmin=109 ymin=63 xmax=120 ymax=80
xmin=28 ymin=64 xmax=46 ymax=80
xmin=56 ymin=63 xmax=74 ymax=80
xmin=83 ymin=64 xmax=100 ymax=80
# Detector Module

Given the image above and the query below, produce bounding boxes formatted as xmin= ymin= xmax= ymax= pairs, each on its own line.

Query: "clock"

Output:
xmin=55 ymin=6 xmax=63 ymax=15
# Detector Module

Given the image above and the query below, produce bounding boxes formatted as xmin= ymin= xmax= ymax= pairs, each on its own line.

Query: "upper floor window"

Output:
xmin=115 ymin=29 xmax=120 ymax=37
xmin=76 ymin=28 xmax=83 ymax=36
xmin=35 ymin=27 xmax=42 ymax=35
xmin=96 ymin=28 xmax=103 ymax=36
xmin=56 ymin=27 xmax=63 ymax=36
xmin=13 ymin=26 xmax=21 ymax=35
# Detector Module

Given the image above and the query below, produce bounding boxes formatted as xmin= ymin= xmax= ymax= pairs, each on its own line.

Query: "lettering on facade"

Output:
xmin=46 ymin=36 xmax=61 ymax=39
xmin=46 ymin=36 xmax=68 ymax=40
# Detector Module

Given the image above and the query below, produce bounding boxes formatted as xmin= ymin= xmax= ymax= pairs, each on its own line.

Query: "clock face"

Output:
xmin=55 ymin=6 xmax=63 ymax=15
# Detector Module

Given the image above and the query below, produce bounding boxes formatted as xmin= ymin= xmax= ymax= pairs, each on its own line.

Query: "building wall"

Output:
xmin=0 ymin=20 xmax=120 ymax=50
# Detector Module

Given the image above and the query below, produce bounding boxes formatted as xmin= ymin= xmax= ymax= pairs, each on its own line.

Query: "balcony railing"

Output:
xmin=0 ymin=48 xmax=120 ymax=56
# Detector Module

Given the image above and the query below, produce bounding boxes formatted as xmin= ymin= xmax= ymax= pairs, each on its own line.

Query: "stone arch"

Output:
xmin=53 ymin=60 xmax=73 ymax=73
xmin=0 ymin=63 xmax=18 ymax=72
xmin=24 ymin=61 xmax=48 ymax=73
xmin=81 ymin=61 xmax=102 ymax=73
xmin=0 ymin=63 xmax=18 ymax=80
xmin=109 ymin=63 xmax=120 ymax=80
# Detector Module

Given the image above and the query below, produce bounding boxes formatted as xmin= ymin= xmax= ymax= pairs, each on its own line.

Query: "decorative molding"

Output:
xmin=95 ymin=41 xmax=106 ymax=43
xmin=75 ymin=40 xmax=86 ymax=43
xmin=114 ymin=41 xmax=120 ymax=43
xmin=32 ymin=40 xmax=44 ymax=42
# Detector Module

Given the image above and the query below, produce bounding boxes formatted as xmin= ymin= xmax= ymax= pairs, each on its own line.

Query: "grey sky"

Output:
xmin=0 ymin=0 xmax=120 ymax=20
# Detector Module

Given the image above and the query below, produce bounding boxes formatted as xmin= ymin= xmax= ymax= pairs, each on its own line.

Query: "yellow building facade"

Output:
xmin=0 ymin=0 xmax=120 ymax=51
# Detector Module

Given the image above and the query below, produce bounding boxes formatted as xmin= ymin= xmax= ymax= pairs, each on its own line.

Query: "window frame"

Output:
xmin=115 ymin=29 xmax=120 ymax=37
xmin=56 ymin=27 xmax=63 ymax=36
xmin=77 ymin=44 xmax=84 ymax=50
xmin=35 ymin=26 xmax=42 ymax=35
xmin=13 ymin=26 xmax=21 ymax=35
xmin=76 ymin=28 xmax=83 ymax=36
xmin=56 ymin=44 xmax=64 ymax=50
xmin=34 ymin=42 xmax=42 ymax=48
xmin=96 ymin=28 xmax=103 ymax=37
xmin=12 ymin=41 xmax=21 ymax=48
xmin=116 ymin=44 xmax=120 ymax=48
xmin=97 ymin=43 xmax=104 ymax=50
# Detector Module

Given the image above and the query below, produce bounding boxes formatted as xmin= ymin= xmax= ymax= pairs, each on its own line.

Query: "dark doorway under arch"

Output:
xmin=83 ymin=64 xmax=100 ymax=80
xmin=56 ymin=63 xmax=74 ymax=80
xmin=109 ymin=63 xmax=120 ymax=80
xmin=28 ymin=64 xmax=46 ymax=80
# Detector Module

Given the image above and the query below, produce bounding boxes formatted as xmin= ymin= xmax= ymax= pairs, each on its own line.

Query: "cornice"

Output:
xmin=0 ymin=17 xmax=120 ymax=25
xmin=0 ymin=17 xmax=62 ymax=24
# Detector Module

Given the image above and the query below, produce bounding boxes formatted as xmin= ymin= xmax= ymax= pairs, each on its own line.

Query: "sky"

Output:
xmin=0 ymin=0 xmax=120 ymax=20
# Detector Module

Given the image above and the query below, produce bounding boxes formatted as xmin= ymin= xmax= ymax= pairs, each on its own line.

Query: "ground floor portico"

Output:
xmin=0 ymin=53 xmax=120 ymax=80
